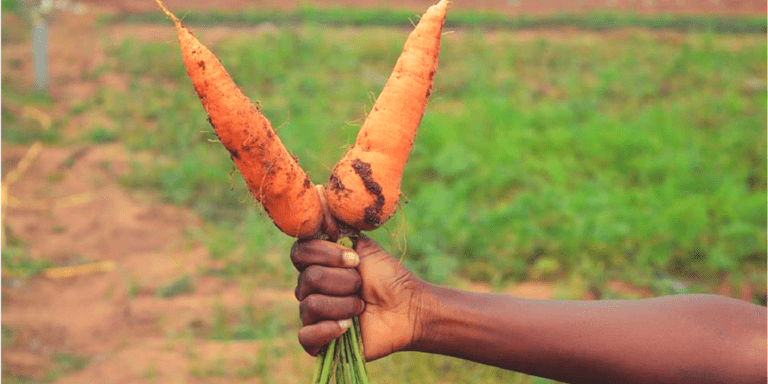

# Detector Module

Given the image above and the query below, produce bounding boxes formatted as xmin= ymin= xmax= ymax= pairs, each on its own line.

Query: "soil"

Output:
xmin=1 ymin=1 xmax=764 ymax=383
xmin=85 ymin=0 xmax=767 ymax=15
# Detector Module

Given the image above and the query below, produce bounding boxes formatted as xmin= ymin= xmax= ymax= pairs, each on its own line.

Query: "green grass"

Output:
xmin=45 ymin=352 xmax=89 ymax=382
xmin=3 ymin=352 xmax=90 ymax=384
xmin=208 ymin=303 xmax=292 ymax=341
xmin=1 ymin=229 xmax=52 ymax=279
xmin=0 ymin=93 xmax=61 ymax=144
xmin=97 ymin=23 xmax=767 ymax=294
xmin=370 ymin=352 xmax=555 ymax=383
xmin=156 ymin=274 xmax=195 ymax=297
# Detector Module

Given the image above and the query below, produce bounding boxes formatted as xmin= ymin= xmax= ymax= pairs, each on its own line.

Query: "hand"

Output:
xmin=291 ymin=234 xmax=426 ymax=361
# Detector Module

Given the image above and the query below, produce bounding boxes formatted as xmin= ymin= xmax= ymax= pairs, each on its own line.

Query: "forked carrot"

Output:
xmin=153 ymin=0 xmax=323 ymax=238
xmin=326 ymin=0 xmax=449 ymax=230
xmin=155 ymin=0 xmax=451 ymax=382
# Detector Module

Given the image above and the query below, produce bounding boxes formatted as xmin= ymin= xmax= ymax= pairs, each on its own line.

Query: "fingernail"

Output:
xmin=338 ymin=319 xmax=351 ymax=331
xmin=342 ymin=251 xmax=359 ymax=267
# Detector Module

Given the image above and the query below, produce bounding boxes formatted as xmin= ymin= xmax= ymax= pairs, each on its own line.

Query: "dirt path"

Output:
xmin=86 ymin=0 xmax=766 ymax=15
xmin=0 ymin=141 xmax=300 ymax=381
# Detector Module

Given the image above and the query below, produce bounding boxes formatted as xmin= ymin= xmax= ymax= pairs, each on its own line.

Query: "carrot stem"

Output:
xmin=349 ymin=318 xmax=369 ymax=383
xmin=311 ymin=237 xmax=369 ymax=383
xmin=317 ymin=338 xmax=337 ymax=384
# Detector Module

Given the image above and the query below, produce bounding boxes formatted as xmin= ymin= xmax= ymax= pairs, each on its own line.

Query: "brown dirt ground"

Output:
xmin=86 ymin=0 xmax=766 ymax=15
xmin=2 ymin=1 xmax=763 ymax=383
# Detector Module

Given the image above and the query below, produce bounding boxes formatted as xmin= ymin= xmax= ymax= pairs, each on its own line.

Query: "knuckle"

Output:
xmin=304 ymin=266 xmax=324 ymax=287
xmin=290 ymin=241 xmax=304 ymax=268
xmin=299 ymin=294 xmax=324 ymax=325
xmin=298 ymin=299 xmax=311 ymax=325
xmin=304 ymin=294 xmax=323 ymax=311
xmin=349 ymin=269 xmax=363 ymax=291
xmin=297 ymin=328 xmax=318 ymax=356
xmin=289 ymin=241 xmax=301 ymax=260
xmin=294 ymin=281 xmax=302 ymax=301
xmin=292 ymin=239 xmax=321 ymax=268
xmin=355 ymin=297 xmax=366 ymax=315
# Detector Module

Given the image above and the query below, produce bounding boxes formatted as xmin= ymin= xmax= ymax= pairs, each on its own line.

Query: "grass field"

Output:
xmin=81 ymin=23 xmax=767 ymax=294
xmin=2 ymin=6 xmax=766 ymax=383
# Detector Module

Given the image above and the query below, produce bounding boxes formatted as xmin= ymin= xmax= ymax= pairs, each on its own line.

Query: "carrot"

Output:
xmin=325 ymin=0 xmax=449 ymax=230
xmin=153 ymin=0 xmax=323 ymax=238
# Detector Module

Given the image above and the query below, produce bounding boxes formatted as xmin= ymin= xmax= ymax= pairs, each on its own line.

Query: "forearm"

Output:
xmin=410 ymin=285 xmax=767 ymax=383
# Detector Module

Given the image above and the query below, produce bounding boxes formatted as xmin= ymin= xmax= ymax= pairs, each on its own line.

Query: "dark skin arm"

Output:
xmin=292 ymin=236 xmax=767 ymax=384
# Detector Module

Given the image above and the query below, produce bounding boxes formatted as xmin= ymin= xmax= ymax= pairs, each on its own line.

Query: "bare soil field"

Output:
xmin=87 ymin=0 xmax=766 ymax=15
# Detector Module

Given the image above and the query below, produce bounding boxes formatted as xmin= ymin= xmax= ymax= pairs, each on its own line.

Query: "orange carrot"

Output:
xmin=153 ymin=0 xmax=323 ymax=238
xmin=326 ymin=0 xmax=449 ymax=230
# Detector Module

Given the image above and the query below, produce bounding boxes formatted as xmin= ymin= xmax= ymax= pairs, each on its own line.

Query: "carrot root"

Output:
xmin=154 ymin=0 xmax=323 ymax=238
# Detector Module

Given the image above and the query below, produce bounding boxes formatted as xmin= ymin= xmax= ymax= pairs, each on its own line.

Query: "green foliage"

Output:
xmin=2 ymin=325 xmax=15 ymax=349
xmin=88 ymin=125 xmax=119 ymax=143
xmin=46 ymin=353 xmax=89 ymax=381
xmin=1 ymin=0 xmax=20 ymax=12
xmin=209 ymin=303 xmax=291 ymax=341
xmin=156 ymin=275 xmax=195 ymax=297
xmin=396 ymin=29 xmax=767 ymax=286
xmin=369 ymin=352 xmax=559 ymax=383
xmin=6 ymin=351 xmax=91 ymax=384
xmin=1 ymin=236 xmax=52 ymax=279
xmin=98 ymin=24 xmax=766 ymax=291
xmin=0 ymin=101 xmax=61 ymax=145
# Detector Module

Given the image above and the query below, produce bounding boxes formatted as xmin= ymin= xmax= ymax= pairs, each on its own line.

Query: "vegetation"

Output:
xmin=85 ymin=23 xmax=767 ymax=297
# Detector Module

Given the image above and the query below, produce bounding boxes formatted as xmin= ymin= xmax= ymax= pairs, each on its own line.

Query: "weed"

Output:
xmin=1 ymin=325 xmax=15 ymax=349
xmin=88 ymin=125 xmax=119 ymax=143
xmin=1 ymin=245 xmax=52 ymax=279
xmin=156 ymin=275 xmax=194 ymax=298
xmin=43 ymin=352 xmax=89 ymax=382
xmin=143 ymin=360 xmax=158 ymax=382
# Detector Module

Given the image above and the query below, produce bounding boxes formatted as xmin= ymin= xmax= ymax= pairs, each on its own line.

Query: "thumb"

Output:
xmin=353 ymin=234 xmax=390 ymax=260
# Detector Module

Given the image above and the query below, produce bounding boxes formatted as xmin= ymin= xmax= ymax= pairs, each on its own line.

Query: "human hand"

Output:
xmin=291 ymin=234 xmax=426 ymax=361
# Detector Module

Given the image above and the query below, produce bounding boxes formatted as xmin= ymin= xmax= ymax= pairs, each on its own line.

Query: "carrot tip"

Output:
xmin=429 ymin=0 xmax=449 ymax=12
xmin=152 ymin=0 xmax=181 ymax=26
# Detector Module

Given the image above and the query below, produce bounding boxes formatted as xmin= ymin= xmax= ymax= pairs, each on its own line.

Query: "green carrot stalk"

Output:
xmin=312 ymin=236 xmax=369 ymax=384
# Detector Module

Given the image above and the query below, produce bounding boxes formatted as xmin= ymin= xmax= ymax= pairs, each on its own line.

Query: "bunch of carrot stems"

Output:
xmin=311 ymin=236 xmax=369 ymax=384
xmin=312 ymin=317 xmax=369 ymax=384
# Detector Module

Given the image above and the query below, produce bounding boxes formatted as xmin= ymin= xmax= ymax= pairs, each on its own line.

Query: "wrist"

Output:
xmin=406 ymin=282 xmax=460 ymax=354
xmin=404 ymin=283 xmax=519 ymax=362
xmin=401 ymin=280 xmax=429 ymax=352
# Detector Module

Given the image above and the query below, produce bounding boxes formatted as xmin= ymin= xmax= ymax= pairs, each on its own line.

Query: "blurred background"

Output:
xmin=2 ymin=0 xmax=766 ymax=382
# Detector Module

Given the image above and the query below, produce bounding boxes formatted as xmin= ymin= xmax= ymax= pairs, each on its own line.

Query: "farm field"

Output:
xmin=2 ymin=0 xmax=766 ymax=383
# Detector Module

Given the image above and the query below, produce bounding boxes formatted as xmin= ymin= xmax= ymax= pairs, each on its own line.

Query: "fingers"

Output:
xmin=298 ymin=319 xmax=353 ymax=356
xmin=290 ymin=239 xmax=359 ymax=272
xmin=299 ymin=294 xmax=365 ymax=326
xmin=295 ymin=265 xmax=362 ymax=301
